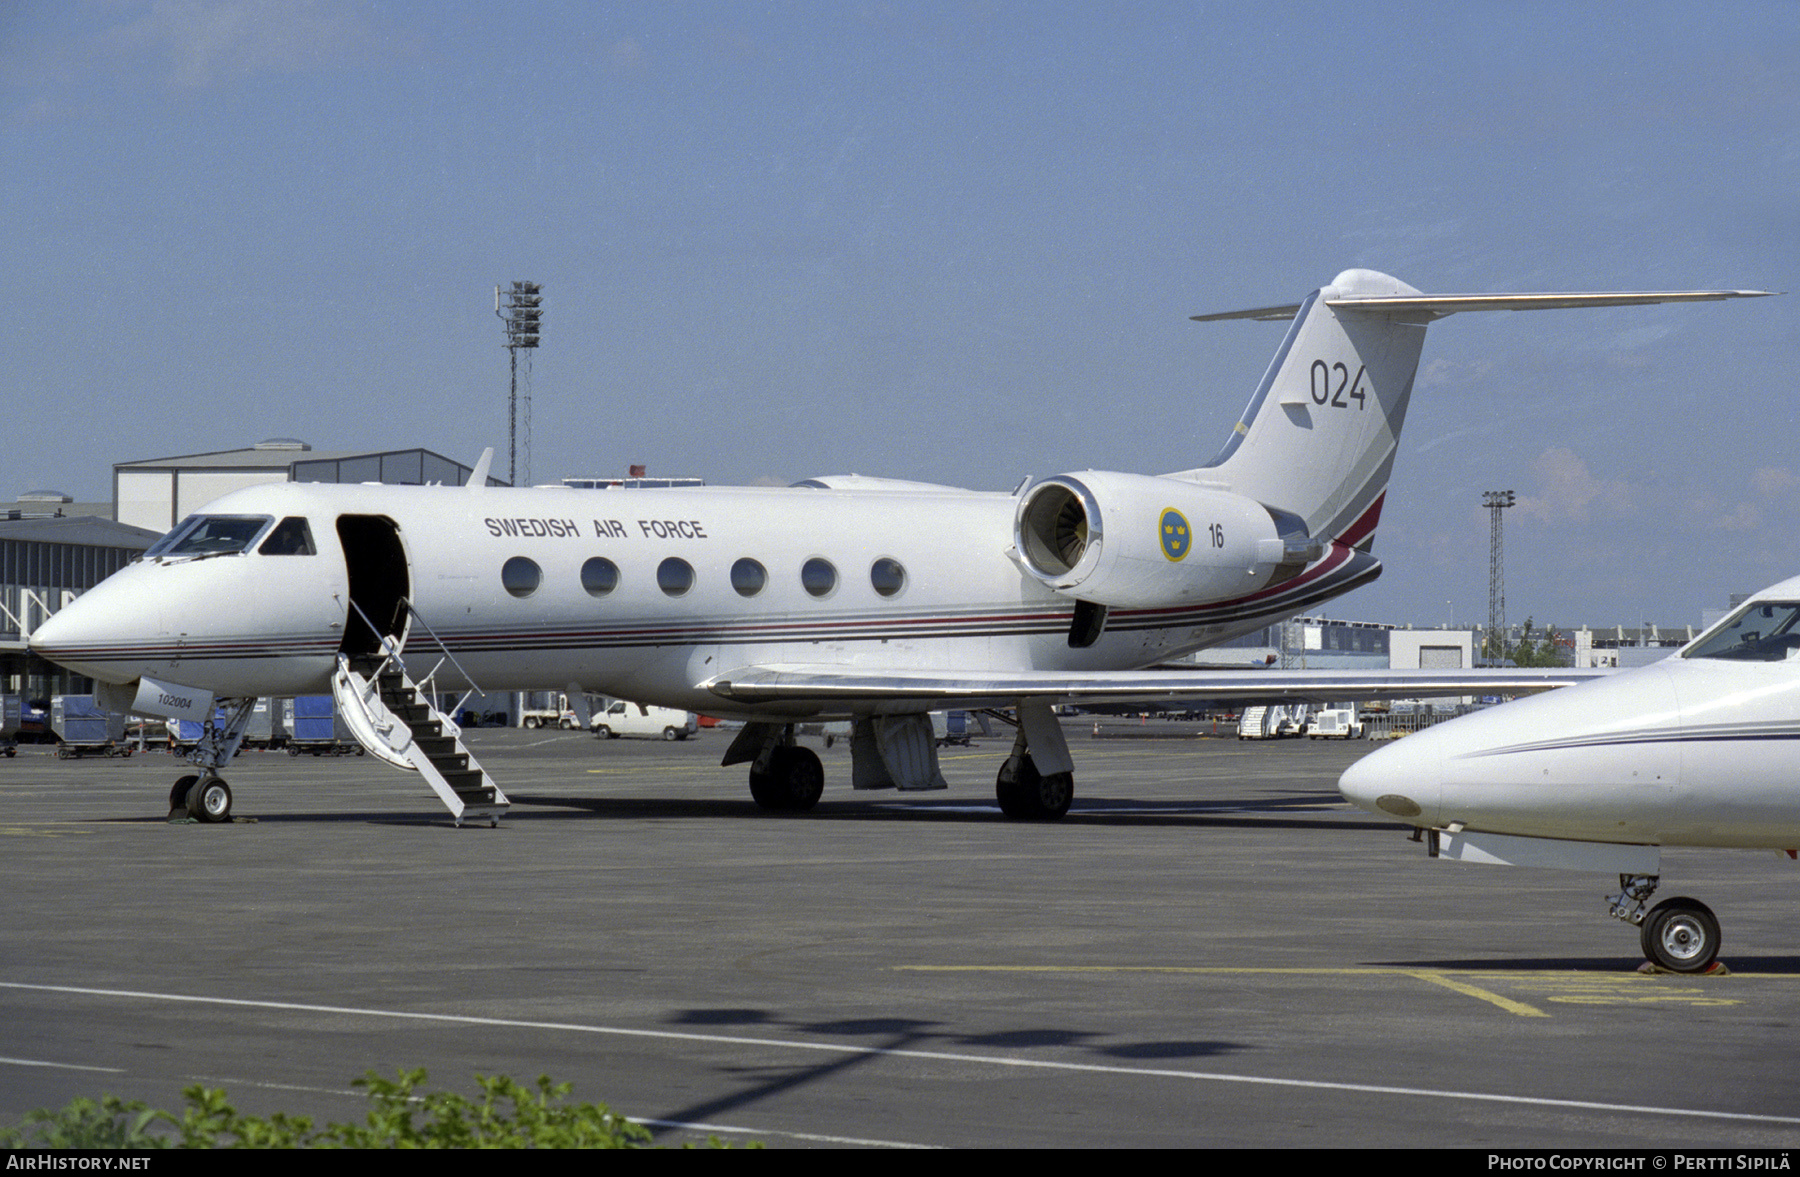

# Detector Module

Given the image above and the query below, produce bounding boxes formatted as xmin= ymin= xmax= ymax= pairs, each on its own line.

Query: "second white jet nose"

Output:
xmin=1338 ymin=733 xmax=1443 ymax=827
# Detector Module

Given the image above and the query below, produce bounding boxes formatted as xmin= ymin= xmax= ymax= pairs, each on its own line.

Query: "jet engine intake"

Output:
xmin=1013 ymin=471 xmax=1319 ymax=608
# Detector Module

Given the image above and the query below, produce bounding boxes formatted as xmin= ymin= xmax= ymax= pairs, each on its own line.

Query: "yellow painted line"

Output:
xmin=1400 ymin=970 xmax=1547 ymax=1017
xmin=892 ymin=964 xmax=1787 ymax=1018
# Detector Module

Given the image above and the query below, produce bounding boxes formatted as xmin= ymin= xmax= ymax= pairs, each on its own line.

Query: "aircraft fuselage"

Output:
xmin=34 ymin=478 xmax=1371 ymax=719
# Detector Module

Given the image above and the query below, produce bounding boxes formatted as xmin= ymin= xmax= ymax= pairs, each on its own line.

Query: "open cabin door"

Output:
xmin=336 ymin=515 xmax=411 ymax=658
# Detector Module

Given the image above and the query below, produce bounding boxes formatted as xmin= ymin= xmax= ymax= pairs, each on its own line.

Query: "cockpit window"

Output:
xmin=148 ymin=515 xmax=274 ymax=559
xmin=258 ymin=516 xmax=316 ymax=556
xmin=144 ymin=515 xmax=201 ymax=558
xmin=1683 ymin=600 xmax=1800 ymax=662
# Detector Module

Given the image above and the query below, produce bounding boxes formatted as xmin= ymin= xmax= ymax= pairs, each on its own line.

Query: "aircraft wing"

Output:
xmin=702 ymin=666 xmax=1608 ymax=709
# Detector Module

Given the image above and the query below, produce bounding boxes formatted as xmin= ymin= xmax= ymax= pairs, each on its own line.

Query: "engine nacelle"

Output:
xmin=1013 ymin=471 xmax=1322 ymax=608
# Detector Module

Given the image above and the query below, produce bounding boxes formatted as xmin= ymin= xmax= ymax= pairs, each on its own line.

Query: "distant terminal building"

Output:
xmin=114 ymin=439 xmax=507 ymax=532
xmin=1571 ymin=624 xmax=1697 ymax=669
xmin=1196 ymin=617 xmax=1396 ymax=670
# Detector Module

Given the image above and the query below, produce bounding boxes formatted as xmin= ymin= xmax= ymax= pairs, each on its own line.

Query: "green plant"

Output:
xmin=3 ymin=1068 xmax=676 ymax=1149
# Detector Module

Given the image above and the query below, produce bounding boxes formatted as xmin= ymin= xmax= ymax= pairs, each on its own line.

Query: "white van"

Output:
xmin=591 ymin=700 xmax=699 ymax=741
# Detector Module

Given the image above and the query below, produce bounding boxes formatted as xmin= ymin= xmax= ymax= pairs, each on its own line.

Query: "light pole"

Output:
xmin=1483 ymin=489 xmax=1515 ymax=662
xmin=496 ymin=281 xmax=543 ymax=486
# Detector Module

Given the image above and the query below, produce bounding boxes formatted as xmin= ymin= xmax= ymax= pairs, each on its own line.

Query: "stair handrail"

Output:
xmin=343 ymin=597 xmax=408 ymax=680
xmin=399 ymin=597 xmax=485 ymax=716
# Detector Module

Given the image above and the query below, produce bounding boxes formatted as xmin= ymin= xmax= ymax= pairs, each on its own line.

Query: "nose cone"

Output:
xmin=27 ymin=574 xmax=151 ymax=684
xmin=1339 ymin=733 xmax=1443 ymax=826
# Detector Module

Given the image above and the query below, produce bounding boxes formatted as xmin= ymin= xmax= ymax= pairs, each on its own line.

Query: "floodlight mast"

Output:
xmin=1483 ymin=489 xmax=1516 ymax=662
xmin=495 ymin=281 xmax=543 ymax=486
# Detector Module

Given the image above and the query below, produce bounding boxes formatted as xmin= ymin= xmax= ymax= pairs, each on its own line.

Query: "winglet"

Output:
xmin=466 ymin=447 xmax=494 ymax=490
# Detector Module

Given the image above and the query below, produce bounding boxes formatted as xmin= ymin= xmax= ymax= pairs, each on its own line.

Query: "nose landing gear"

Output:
xmin=1608 ymin=874 xmax=1722 ymax=973
xmin=163 ymin=697 xmax=255 ymax=825
xmin=169 ymin=774 xmax=234 ymax=823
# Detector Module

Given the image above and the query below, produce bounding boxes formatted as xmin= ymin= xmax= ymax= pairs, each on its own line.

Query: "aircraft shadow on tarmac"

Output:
xmin=500 ymin=792 xmax=1399 ymax=831
xmin=646 ymin=1007 xmax=1249 ymax=1138
xmin=78 ymin=796 xmax=1393 ymax=831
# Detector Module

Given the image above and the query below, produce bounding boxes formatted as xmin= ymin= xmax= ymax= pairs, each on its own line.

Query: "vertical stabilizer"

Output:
xmin=1173 ymin=269 xmax=1430 ymax=550
xmin=1174 ymin=272 xmax=1771 ymax=552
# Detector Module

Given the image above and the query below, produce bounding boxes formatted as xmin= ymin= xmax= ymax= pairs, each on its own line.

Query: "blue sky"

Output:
xmin=3 ymin=1 xmax=1795 ymax=630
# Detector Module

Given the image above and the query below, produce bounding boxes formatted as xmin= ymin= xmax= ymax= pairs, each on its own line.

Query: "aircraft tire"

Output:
xmin=995 ymin=763 xmax=1027 ymax=818
xmin=773 ymin=746 xmax=824 ymax=810
xmin=1640 ymin=897 xmax=1721 ymax=973
xmin=748 ymin=767 xmax=779 ymax=809
xmin=750 ymin=747 xmax=824 ymax=812
xmin=186 ymin=777 xmax=233 ymax=824
xmin=170 ymin=774 xmax=199 ymax=813
xmin=996 ymin=756 xmax=1073 ymax=821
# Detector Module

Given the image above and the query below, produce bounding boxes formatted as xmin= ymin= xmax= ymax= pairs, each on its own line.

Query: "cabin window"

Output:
xmin=502 ymin=556 xmax=542 ymax=598
xmin=802 ymin=557 xmax=838 ymax=598
xmin=731 ymin=558 xmax=767 ymax=597
xmin=258 ymin=517 xmax=316 ymax=556
xmin=148 ymin=514 xmax=273 ymax=559
xmin=870 ymin=557 xmax=906 ymax=598
xmin=1684 ymin=600 xmax=1800 ymax=662
xmin=581 ymin=556 xmax=619 ymax=597
xmin=658 ymin=557 xmax=694 ymax=597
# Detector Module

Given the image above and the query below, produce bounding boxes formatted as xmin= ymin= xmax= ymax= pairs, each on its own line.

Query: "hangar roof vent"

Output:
xmin=253 ymin=438 xmax=311 ymax=451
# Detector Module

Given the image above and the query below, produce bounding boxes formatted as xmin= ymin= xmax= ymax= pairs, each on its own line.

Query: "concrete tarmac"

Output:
xmin=3 ymin=721 xmax=1799 ymax=1148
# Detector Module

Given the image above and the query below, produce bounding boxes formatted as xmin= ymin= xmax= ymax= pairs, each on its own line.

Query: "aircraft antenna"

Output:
xmin=495 ymin=281 xmax=543 ymax=485
xmin=1483 ymin=490 xmax=1515 ymax=663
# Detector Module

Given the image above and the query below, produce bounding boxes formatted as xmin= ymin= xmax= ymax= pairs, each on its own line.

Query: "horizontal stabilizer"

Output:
xmin=1192 ymin=287 xmax=1774 ymax=323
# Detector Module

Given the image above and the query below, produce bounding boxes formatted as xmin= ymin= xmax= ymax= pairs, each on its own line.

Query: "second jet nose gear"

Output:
xmin=1608 ymin=874 xmax=1725 ymax=974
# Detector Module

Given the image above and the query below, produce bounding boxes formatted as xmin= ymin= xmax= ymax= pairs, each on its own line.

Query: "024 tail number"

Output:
xmin=1310 ymin=361 xmax=1367 ymax=410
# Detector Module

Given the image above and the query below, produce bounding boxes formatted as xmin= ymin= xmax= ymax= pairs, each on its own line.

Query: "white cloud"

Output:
xmin=100 ymin=0 xmax=373 ymax=89
xmin=1515 ymin=446 xmax=1637 ymax=525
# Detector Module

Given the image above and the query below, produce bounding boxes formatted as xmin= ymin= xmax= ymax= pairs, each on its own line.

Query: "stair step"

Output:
xmin=336 ymin=651 xmax=508 ymax=824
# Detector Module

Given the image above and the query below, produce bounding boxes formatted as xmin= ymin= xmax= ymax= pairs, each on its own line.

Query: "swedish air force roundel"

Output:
xmin=1159 ymin=507 xmax=1191 ymax=562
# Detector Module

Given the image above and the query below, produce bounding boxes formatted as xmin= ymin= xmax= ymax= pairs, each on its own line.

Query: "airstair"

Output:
xmin=330 ymin=626 xmax=509 ymax=827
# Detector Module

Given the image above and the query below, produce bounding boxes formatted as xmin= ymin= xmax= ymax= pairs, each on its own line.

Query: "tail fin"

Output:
xmin=1172 ymin=270 xmax=1772 ymax=551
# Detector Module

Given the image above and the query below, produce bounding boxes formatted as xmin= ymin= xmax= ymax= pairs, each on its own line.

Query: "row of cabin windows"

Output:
xmin=502 ymin=555 xmax=908 ymax=601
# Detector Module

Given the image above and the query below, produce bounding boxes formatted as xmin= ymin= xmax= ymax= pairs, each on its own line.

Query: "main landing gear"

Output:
xmin=991 ymin=701 xmax=1076 ymax=821
xmin=165 ymin=697 xmax=256 ymax=825
xmin=1609 ymin=874 xmax=1723 ymax=973
xmin=994 ymin=754 xmax=1073 ymax=820
xmin=723 ymin=701 xmax=1081 ymax=819
xmin=733 ymin=726 xmax=824 ymax=813
xmin=749 ymin=745 xmax=825 ymax=812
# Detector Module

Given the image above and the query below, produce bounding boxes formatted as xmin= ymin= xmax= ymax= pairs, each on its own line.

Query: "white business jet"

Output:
xmin=1340 ymin=576 xmax=1800 ymax=973
xmin=28 ymin=270 xmax=1768 ymax=827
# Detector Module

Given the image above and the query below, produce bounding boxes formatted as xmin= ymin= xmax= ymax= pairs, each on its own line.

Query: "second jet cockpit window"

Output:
xmin=1684 ymin=601 xmax=1800 ymax=662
